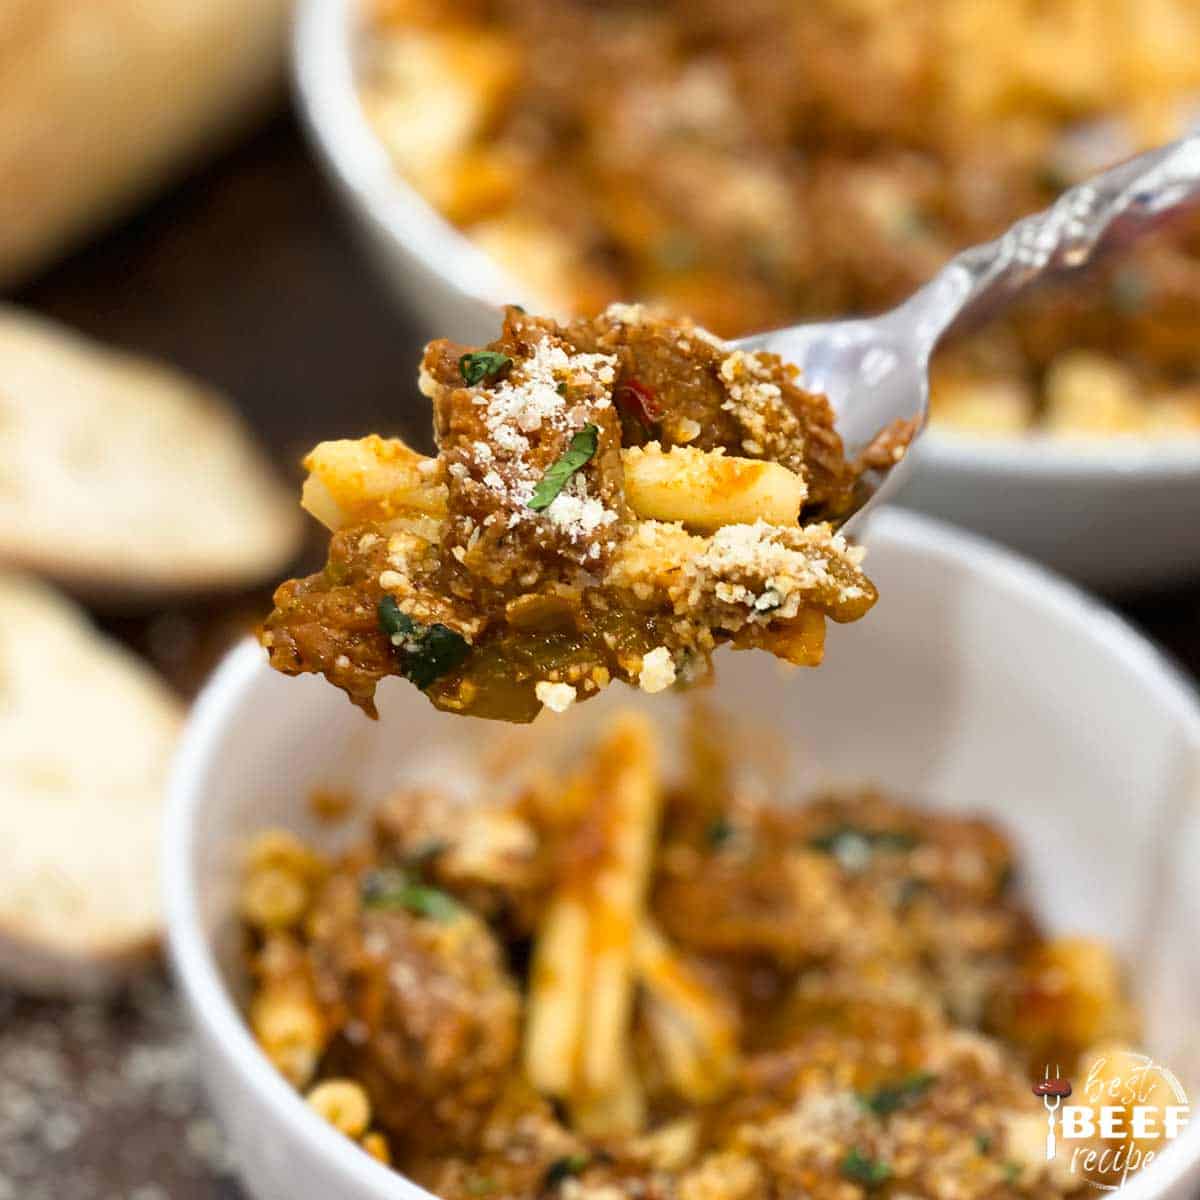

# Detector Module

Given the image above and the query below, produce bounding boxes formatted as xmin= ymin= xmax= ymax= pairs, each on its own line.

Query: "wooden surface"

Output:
xmin=3 ymin=112 xmax=1198 ymax=1198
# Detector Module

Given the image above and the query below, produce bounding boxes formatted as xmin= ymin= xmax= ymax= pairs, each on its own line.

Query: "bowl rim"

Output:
xmin=165 ymin=508 xmax=1200 ymax=1200
xmin=292 ymin=0 xmax=1200 ymax=482
xmin=165 ymin=634 xmax=430 ymax=1199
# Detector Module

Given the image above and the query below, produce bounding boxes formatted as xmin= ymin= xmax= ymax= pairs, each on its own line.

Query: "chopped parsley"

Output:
xmin=841 ymin=1147 xmax=892 ymax=1189
xmin=360 ymin=867 xmax=460 ymax=921
xmin=895 ymin=877 xmax=930 ymax=908
xmin=378 ymin=596 xmax=471 ymax=690
xmin=706 ymin=816 xmax=735 ymax=848
xmin=1033 ymin=162 xmax=1072 ymax=194
xmin=528 ymin=424 xmax=599 ymax=511
xmin=860 ymin=1071 xmax=937 ymax=1116
xmin=542 ymin=1153 xmax=590 ymax=1188
xmin=975 ymin=1132 xmax=993 ymax=1155
xmin=459 ymin=350 xmax=513 ymax=386
xmin=1003 ymin=1160 xmax=1023 ymax=1185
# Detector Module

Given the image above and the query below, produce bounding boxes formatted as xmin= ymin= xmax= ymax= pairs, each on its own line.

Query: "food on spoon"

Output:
xmin=241 ymin=708 xmax=1134 ymax=1195
xmin=262 ymin=305 xmax=899 ymax=722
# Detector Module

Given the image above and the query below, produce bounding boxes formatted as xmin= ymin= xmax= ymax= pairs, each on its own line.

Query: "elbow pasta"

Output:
xmin=250 ymin=985 xmax=326 ymax=1088
xmin=306 ymin=1079 xmax=373 ymax=1139
xmin=240 ymin=829 xmax=325 ymax=932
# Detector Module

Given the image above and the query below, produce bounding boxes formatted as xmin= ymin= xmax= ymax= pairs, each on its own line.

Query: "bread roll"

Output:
xmin=0 ymin=573 xmax=183 ymax=993
xmin=0 ymin=305 xmax=304 ymax=595
xmin=0 ymin=0 xmax=292 ymax=286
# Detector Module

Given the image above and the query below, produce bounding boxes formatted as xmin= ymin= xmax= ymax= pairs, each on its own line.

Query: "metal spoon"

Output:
xmin=734 ymin=134 xmax=1200 ymax=534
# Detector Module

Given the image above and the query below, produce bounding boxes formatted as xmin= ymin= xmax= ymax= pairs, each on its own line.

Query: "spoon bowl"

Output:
xmin=736 ymin=315 xmax=929 ymax=535
xmin=737 ymin=134 xmax=1200 ymax=534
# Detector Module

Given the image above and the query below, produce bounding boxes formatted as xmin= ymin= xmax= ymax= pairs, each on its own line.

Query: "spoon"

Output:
xmin=734 ymin=134 xmax=1200 ymax=535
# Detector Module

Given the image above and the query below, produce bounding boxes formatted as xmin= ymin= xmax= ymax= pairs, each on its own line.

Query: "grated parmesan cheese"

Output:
xmin=534 ymin=680 xmax=577 ymax=712
xmin=638 ymin=645 xmax=677 ymax=693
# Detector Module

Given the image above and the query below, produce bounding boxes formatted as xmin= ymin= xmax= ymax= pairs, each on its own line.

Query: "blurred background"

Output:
xmin=1 ymin=1 xmax=1199 ymax=1196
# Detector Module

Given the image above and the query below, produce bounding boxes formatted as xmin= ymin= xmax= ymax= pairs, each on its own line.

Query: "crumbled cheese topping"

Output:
xmin=718 ymin=350 xmax=807 ymax=470
xmin=602 ymin=302 xmax=650 ymax=326
xmin=535 ymin=680 xmax=577 ymax=713
xmin=478 ymin=338 xmax=614 ymax=450
xmin=543 ymin=473 xmax=619 ymax=547
xmin=684 ymin=520 xmax=866 ymax=619
xmin=460 ymin=333 xmax=620 ymax=549
xmin=638 ymin=646 xmax=677 ymax=693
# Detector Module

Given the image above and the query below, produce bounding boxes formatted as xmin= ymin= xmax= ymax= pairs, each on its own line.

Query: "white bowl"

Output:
xmin=166 ymin=508 xmax=1200 ymax=1200
xmin=292 ymin=0 xmax=1200 ymax=592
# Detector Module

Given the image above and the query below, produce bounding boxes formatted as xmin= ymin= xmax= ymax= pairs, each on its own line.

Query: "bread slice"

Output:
xmin=0 ymin=574 xmax=182 ymax=993
xmin=0 ymin=306 xmax=304 ymax=596
xmin=0 ymin=0 xmax=290 ymax=285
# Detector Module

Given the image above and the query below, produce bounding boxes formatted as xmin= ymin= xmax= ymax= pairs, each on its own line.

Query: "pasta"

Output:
xmin=360 ymin=0 xmax=1200 ymax=439
xmin=240 ymin=708 xmax=1147 ymax=1198
xmin=525 ymin=714 xmax=660 ymax=1132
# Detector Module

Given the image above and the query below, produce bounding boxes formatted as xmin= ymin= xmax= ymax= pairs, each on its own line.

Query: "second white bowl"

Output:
xmin=292 ymin=0 xmax=1200 ymax=591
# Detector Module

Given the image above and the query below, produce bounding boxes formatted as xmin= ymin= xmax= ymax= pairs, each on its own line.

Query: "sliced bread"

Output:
xmin=0 ymin=306 xmax=303 ymax=595
xmin=0 ymin=573 xmax=182 ymax=993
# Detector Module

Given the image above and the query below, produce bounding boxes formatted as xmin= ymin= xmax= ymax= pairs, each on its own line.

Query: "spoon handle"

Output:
xmin=896 ymin=134 xmax=1200 ymax=353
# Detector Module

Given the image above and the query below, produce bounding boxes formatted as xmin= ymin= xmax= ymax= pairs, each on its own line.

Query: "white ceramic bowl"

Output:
xmin=292 ymin=0 xmax=1200 ymax=592
xmin=166 ymin=508 xmax=1200 ymax=1200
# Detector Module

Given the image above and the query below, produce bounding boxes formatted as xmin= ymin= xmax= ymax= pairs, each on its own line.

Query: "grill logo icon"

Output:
xmin=1033 ymin=1066 xmax=1073 ymax=1161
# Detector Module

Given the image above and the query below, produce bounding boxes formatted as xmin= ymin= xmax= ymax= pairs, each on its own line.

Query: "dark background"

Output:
xmin=4 ymin=113 xmax=1197 ymax=1197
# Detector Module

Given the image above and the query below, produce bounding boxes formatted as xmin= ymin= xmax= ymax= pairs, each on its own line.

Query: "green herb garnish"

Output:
xmin=895 ymin=877 xmax=930 ymax=908
xmin=860 ymin=1071 xmax=936 ymax=1117
xmin=1034 ymin=162 xmax=1072 ymax=194
xmin=361 ymin=867 xmax=460 ymax=921
xmin=528 ymin=425 xmax=599 ymax=511
xmin=556 ymin=381 xmax=568 ymax=395
xmin=706 ymin=817 xmax=735 ymax=848
xmin=543 ymin=1153 xmax=590 ymax=1188
xmin=459 ymin=350 xmax=513 ymax=386
xmin=1003 ymin=1160 xmax=1023 ymax=1185
xmin=465 ymin=1176 xmax=497 ymax=1196
xmin=379 ymin=596 xmax=471 ymax=690
xmin=841 ymin=1147 xmax=892 ymax=1189
xmin=975 ymin=1133 xmax=993 ymax=1155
